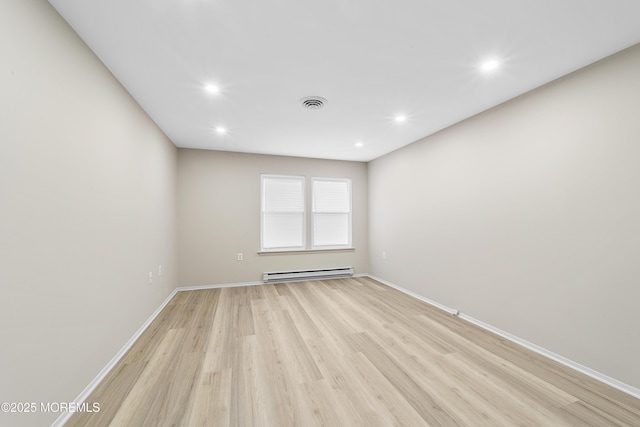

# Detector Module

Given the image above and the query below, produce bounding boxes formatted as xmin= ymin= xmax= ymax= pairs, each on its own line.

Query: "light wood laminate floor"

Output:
xmin=67 ymin=277 xmax=640 ymax=426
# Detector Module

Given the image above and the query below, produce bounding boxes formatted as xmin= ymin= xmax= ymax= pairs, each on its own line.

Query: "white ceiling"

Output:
xmin=49 ymin=0 xmax=640 ymax=162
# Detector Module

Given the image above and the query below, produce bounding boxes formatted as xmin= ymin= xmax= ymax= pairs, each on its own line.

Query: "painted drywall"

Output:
xmin=178 ymin=149 xmax=368 ymax=286
xmin=0 ymin=1 xmax=178 ymax=426
xmin=369 ymin=43 xmax=640 ymax=390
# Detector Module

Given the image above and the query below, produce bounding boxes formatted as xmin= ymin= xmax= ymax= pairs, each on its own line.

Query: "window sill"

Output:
xmin=257 ymin=247 xmax=355 ymax=255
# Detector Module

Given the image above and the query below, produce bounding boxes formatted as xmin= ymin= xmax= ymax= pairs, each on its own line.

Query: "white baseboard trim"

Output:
xmin=177 ymin=280 xmax=264 ymax=291
xmin=50 ymin=288 xmax=179 ymax=427
xmin=179 ymin=274 xmax=365 ymax=292
xmin=456 ymin=313 xmax=640 ymax=400
xmin=366 ymin=274 xmax=460 ymax=316
xmin=54 ymin=273 xmax=638 ymax=427
xmin=365 ymin=274 xmax=640 ymax=400
xmin=51 ymin=277 xmax=306 ymax=426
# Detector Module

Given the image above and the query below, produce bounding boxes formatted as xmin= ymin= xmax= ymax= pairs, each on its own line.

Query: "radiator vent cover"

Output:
xmin=263 ymin=266 xmax=353 ymax=283
xmin=300 ymin=96 xmax=328 ymax=110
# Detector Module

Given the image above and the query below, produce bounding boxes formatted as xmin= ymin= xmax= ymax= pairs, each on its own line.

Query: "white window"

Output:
xmin=312 ymin=178 xmax=351 ymax=248
xmin=261 ymin=175 xmax=305 ymax=250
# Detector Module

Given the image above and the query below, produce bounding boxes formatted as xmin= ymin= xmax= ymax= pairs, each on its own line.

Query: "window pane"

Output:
xmin=312 ymin=178 xmax=351 ymax=247
xmin=263 ymin=177 xmax=304 ymax=212
xmin=313 ymin=213 xmax=349 ymax=246
xmin=262 ymin=175 xmax=305 ymax=251
xmin=263 ymin=213 xmax=304 ymax=249
xmin=313 ymin=180 xmax=349 ymax=212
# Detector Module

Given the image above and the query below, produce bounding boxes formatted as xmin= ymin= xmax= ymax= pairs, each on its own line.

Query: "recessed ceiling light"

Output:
xmin=214 ymin=126 xmax=227 ymax=134
xmin=480 ymin=58 xmax=501 ymax=73
xmin=355 ymin=142 xmax=364 ymax=148
xmin=394 ymin=115 xmax=407 ymax=123
xmin=204 ymin=83 xmax=220 ymax=94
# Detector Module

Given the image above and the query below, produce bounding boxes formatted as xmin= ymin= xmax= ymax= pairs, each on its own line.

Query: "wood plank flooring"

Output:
xmin=66 ymin=277 xmax=640 ymax=426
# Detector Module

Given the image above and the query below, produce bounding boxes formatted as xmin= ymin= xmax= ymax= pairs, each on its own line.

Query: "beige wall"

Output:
xmin=178 ymin=149 xmax=368 ymax=286
xmin=2 ymin=2 xmax=638 ymax=423
xmin=0 ymin=1 xmax=178 ymax=426
xmin=369 ymin=44 xmax=640 ymax=389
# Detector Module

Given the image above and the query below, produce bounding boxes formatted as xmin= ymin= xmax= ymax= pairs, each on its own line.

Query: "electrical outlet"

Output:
xmin=237 ymin=253 xmax=243 ymax=261
xmin=158 ymin=265 xmax=163 ymax=276
xmin=382 ymin=251 xmax=387 ymax=259
xmin=148 ymin=271 xmax=153 ymax=284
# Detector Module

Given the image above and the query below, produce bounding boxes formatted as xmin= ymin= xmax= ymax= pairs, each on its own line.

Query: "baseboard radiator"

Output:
xmin=263 ymin=266 xmax=353 ymax=283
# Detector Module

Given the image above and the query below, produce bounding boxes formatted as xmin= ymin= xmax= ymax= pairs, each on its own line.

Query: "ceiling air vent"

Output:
xmin=300 ymin=96 xmax=327 ymax=110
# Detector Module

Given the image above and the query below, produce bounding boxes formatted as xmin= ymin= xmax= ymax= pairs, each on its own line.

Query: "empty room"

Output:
xmin=2 ymin=0 xmax=640 ymax=426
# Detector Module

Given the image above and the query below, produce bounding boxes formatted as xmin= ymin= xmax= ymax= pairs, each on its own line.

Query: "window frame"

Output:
xmin=311 ymin=177 xmax=352 ymax=249
xmin=260 ymin=174 xmax=306 ymax=251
